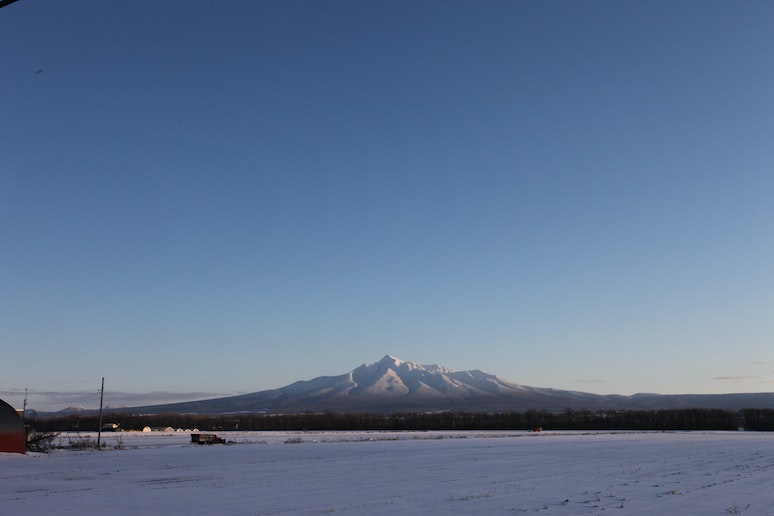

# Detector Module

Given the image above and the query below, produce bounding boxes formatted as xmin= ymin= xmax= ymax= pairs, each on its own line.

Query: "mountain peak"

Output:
xmin=357 ymin=355 xmax=412 ymax=371
xmin=378 ymin=355 xmax=404 ymax=366
xmin=366 ymin=355 xmax=455 ymax=374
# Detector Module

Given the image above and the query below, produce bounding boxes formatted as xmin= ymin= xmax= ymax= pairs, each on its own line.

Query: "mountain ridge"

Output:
xmin=96 ymin=355 xmax=774 ymax=415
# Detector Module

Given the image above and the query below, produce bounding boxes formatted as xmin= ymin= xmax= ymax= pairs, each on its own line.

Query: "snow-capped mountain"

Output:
xmin=114 ymin=355 xmax=619 ymax=414
xmin=107 ymin=355 xmax=774 ymax=415
xmin=270 ymin=354 xmax=545 ymax=408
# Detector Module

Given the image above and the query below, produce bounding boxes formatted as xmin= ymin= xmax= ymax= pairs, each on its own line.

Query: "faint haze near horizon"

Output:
xmin=2 ymin=1 xmax=773 ymax=402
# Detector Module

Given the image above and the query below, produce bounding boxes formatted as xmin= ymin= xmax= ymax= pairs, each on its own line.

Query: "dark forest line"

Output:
xmin=27 ymin=408 xmax=774 ymax=432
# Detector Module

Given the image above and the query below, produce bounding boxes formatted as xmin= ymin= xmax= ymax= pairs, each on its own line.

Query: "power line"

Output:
xmin=0 ymin=379 xmax=93 ymax=384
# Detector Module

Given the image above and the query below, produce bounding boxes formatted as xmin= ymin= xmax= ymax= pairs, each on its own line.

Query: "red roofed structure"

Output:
xmin=0 ymin=398 xmax=26 ymax=454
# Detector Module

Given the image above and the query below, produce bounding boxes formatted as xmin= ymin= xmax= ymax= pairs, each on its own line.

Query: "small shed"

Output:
xmin=0 ymin=398 xmax=26 ymax=454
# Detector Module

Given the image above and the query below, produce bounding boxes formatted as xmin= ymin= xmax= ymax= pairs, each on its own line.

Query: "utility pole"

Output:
xmin=22 ymin=388 xmax=27 ymax=418
xmin=97 ymin=377 xmax=104 ymax=449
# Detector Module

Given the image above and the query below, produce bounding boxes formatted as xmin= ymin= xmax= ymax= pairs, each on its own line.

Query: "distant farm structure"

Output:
xmin=0 ymin=398 xmax=26 ymax=454
xmin=142 ymin=426 xmax=176 ymax=433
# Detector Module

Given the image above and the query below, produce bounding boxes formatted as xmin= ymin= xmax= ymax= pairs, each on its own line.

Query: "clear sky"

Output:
xmin=2 ymin=1 xmax=774 ymax=411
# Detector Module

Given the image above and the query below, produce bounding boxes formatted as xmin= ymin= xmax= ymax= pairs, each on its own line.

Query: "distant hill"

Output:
xmin=106 ymin=355 xmax=774 ymax=415
xmin=54 ymin=405 xmax=89 ymax=415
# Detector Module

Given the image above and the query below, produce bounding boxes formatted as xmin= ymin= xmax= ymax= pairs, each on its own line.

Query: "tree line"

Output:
xmin=26 ymin=408 xmax=774 ymax=432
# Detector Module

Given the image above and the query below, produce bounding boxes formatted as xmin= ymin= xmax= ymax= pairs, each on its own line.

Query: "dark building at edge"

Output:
xmin=0 ymin=398 xmax=26 ymax=454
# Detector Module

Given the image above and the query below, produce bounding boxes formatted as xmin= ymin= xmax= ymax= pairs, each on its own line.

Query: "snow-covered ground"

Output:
xmin=2 ymin=431 xmax=773 ymax=514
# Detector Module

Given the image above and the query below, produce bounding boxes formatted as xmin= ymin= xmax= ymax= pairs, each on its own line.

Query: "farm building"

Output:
xmin=0 ymin=398 xmax=26 ymax=454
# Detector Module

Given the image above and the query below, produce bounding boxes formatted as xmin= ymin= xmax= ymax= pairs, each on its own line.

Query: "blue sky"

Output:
xmin=2 ymin=1 xmax=774 ymax=411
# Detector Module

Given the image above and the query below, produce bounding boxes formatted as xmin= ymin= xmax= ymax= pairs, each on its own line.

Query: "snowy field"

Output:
xmin=2 ymin=430 xmax=773 ymax=515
